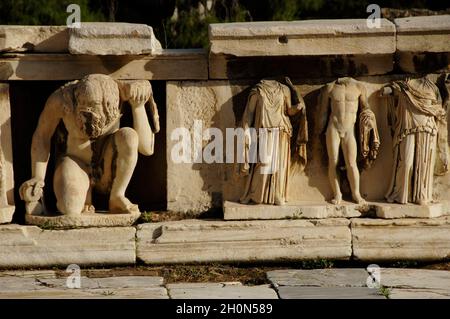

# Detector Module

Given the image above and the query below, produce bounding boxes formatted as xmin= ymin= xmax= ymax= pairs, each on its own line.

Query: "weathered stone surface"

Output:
xmin=25 ymin=211 xmax=141 ymax=229
xmin=0 ymin=275 xmax=168 ymax=299
xmin=267 ymin=269 xmax=368 ymax=288
xmin=352 ymin=217 xmax=450 ymax=261
xmin=395 ymin=15 xmax=450 ymax=52
xmin=224 ymin=201 xmax=364 ymax=220
xmin=0 ymin=50 xmax=208 ymax=81
xmin=0 ymin=84 xmax=14 ymax=224
xmin=137 ymin=219 xmax=351 ymax=264
xmin=379 ymin=268 xmax=450 ymax=290
xmin=0 ymin=206 xmax=14 ymax=224
xmin=167 ymin=282 xmax=278 ymax=299
xmin=69 ymin=23 xmax=161 ymax=55
xmin=209 ymin=54 xmax=394 ymax=80
xmin=0 ymin=270 xmax=56 ymax=279
xmin=389 ymin=288 xmax=450 ymax=299
xmin=209 ymin=19 xmax=396 ymax=57
xmin=277 ymin=286 xmax=384 ymax=299
xmin=0 ymin=26 xmax=68 ymax=52
xmin=0 ymin=225 xmax=136 ymax=268
xmin=375 ymin=201 xmax=450 ymax=219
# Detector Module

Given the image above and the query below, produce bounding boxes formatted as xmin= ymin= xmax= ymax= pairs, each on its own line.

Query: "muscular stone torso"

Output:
xmin=329 ymin=81 xmax=361 ymax=136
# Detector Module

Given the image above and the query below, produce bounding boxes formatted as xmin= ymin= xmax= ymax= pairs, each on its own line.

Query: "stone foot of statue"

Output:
xmin=109 ymin=195 xmax=139 ymax=214
xmin=331 ymin=193 xmax=342 ymax=205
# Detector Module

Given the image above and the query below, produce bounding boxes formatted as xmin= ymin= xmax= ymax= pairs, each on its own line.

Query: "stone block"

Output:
xmin=224 ymin=201 xmax=364 ymax=220
xmin=267 ymin=269 xmax=368 ymax=288
xmin=69 ymin=23 xmax=161 ymax=55
xmin=375 ymin=201 xmax=450 ymax=219
xmin=277 ymin=286 xmax=384 ymax=299
xmin=136 ymin=219 xmax=351 ymax=264
xmin=395 ymin=15 xmax=450 ymax=52
xmin=167 ymin=282 xmax=278 ymax=299
xmin=0 ymin=225 xmax=136 ymax=268
xmin=0 ymin=26 xmax=68 ymax=52
xmin=209 ymin=19 xmax=396 ymax=57
xmin=351 ymin=217 xmax=450 ymax=261
xmin=379 ymin=268 xmax=450 ymax=290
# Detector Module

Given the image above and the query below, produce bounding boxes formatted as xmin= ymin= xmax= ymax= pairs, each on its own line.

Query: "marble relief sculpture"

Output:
xmin=317 ymin=77 xmax=379 ymax=205
xmin=239 ymin=77 xmax=308 ymax=205
xmin=19 ymin=74 xmax=159 ymax=225
xmin=381 ymin=75 xmax=448 ymax=205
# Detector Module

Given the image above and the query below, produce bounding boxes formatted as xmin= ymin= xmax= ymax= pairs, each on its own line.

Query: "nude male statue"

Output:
xmin=317 ymin=77 xmax=378 ymax=205
xmin=20 ymin=74 xmax=159 ymax=216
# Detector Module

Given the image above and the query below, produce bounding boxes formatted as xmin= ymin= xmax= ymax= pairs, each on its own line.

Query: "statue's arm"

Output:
xmin=120 ymin=80 xmax=157 ymax=156
xmin=20 ymin=91 xmax=62 ymax=206
xmin=358 ymin=83 xmax=370 ymax=111
xmin=31 ymin=91 xmax=62 ymax=180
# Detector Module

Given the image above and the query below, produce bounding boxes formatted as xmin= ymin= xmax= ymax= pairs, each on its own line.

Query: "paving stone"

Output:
xmin=389 ymin=288 xmax=450 ymax=299
xmin=267 ymin=269 xmax=368 ymax=287
xmin=167 ymin=283 xmax=278 ymax=299
xmin=277 ymin=286 xmax=385 ymax=299
xmin=379 ymin=268 xmax=450 ymax=290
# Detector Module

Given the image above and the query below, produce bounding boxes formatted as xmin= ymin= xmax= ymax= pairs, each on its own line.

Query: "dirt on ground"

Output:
xmin=45 ymin=261 xmax=450 ymax=285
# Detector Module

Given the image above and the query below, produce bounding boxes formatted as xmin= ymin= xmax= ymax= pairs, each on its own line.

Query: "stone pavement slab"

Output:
xmin=380 ymin=268 xmax=450 ymax=290
xmin=277 ymin=286 xmax=384 ymax=299
xmin=167 ymin=282 xmax=278 ymax=299
xmin=267 ymin=269 xmax=368 ymax=287
xmin=0 ymin=275 xmax=168 ymax=299
xmin=389 ymin=288 xmax=450 ymax=299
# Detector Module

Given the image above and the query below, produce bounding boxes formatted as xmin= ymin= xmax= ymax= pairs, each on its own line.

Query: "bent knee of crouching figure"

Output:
xmin=54 ymin=157 xmax=90 ymax=215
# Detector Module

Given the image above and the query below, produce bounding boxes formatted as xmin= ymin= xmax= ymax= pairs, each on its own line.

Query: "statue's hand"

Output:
xmin=128 ymin=81 xmax=152 ymax=108
xmin=19 ymin=178 xmax=44 ymax=202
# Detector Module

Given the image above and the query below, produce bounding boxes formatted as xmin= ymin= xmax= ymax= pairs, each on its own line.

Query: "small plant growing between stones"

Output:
xmin=140 ymin=211 xmax=154 ymax=223
xmin=39 ymin=220 xmax=57 ymax=231
xmin=378 ymin=285 xmax=391 ymax=299
xmin=100 ymin=290 xmax=115 ymax=296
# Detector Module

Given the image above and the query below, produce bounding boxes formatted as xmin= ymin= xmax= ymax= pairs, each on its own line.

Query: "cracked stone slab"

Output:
xmin=137 ymin=219 xmax=351 ymax=264
xmin=267 ymin=269 xmax=369 ymax=288
xmin=0 ymin=275 xmax=168 ymax=299
xmin=389 ymin=288 xmax=450 ymax=299
xmin=277 ymin=286 xmax=385 ymax=299
xmin=224 ymin=200 xmax=363 ymax=220
xmin=69 ymin=22 xmax=162 ymax=55
xmin=167 ymin=282 xmax=278 ymax=299
xmin=0 ymin=287 xmax=168 ymax=299
xmin=379 ymin=268 xmax=450 ymax=291
xmin=351 ymin=217 xmax=450 ymax=261
xmin=0 ymin=224 xmax=136 ymax=268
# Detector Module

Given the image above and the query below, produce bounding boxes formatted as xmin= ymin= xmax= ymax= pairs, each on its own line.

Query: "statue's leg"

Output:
xmin=326 ymin=126 xmax=342 ymax=204
xmin=54 ymin=156 xmax=90 ymax=215
xmin=342 ymin=133 xmax=365 ymax=204
xmin=105 ymin=127 xmax=139 ymax=214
